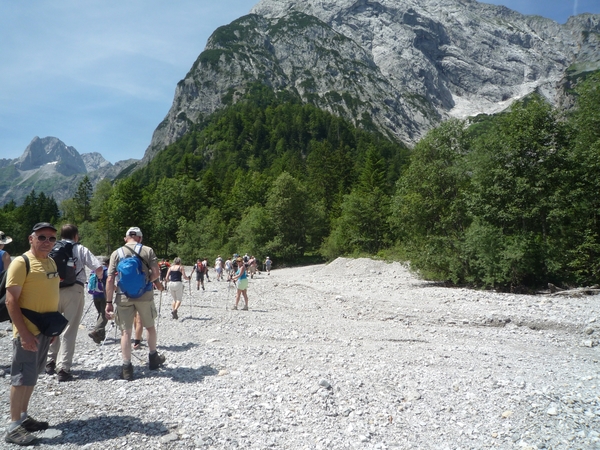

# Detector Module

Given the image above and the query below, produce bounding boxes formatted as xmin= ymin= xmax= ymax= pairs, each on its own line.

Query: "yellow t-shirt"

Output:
xmin=6 ymin=251 xmax=60 ymax=337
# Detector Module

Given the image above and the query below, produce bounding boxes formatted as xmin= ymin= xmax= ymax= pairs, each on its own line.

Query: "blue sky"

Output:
xmin=1 ymin=0 xmax=599 ymax=164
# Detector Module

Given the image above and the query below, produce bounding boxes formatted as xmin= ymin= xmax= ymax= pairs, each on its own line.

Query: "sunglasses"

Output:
xmin=46 ymin=271 xmax=59 ymax=279
xmin=35 ymin=235 xmax=57 ymax=243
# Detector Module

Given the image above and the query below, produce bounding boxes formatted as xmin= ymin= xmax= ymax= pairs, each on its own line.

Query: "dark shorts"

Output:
xmin=196 ymin=272 xmax=204 ymax=282
xmin=11 ymin=334 xmax=52 ymax=386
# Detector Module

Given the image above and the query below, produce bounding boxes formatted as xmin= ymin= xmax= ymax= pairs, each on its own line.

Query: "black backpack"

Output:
xmin=49 ymin=240 xmax=79 ymax=288
xmin=0 ymin=255 xmax=30 ymax=322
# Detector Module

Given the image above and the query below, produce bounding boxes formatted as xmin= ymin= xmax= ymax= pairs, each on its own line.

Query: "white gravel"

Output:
xmin=1 ymin=257 xmax=599 ymax=449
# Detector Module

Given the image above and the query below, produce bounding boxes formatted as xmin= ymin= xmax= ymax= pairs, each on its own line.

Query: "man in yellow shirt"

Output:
xmin=5 ymin=222 xmax=60 ymax=445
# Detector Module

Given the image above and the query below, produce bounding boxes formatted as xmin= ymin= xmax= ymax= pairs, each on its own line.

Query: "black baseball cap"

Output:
xmin=31 ymin=222 xmax=57 ymax=232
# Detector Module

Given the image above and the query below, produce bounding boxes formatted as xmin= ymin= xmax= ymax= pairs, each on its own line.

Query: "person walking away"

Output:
xmin=4 ymin=222 xmax=60 ymax=445
xmin=165 ymin=257 xmax=189 ymax=319
xmin=191 ymin=259 xmax=205 ymax=290
xmin=203 ymin=258 xmax=211 ymax=282
xmin=88 ymin=257 xmax=109 ymax=344
xmin=0 ymin=230 xmax=13 ymax=272
xmin=105 ymin=227 xmax=166 ymax=381
xmin=248 ymin=255 xmax=257 ymax=279
xmin=46 ymin=224 xmax=103 ymax=382
xmin=231 ymin=256 xmax=249 ymax=310
xmin=133 ymin=312 xmax=143 ymax=350
xmin=265 ymin=256 xmax=272 ymax=275
xmin=224 ymin=258 xmax=233 ymax=281
xmin=215 ymin=255 xmax=223 ymax=281
xmin=158 ymin=258 xmax=170 ymax=283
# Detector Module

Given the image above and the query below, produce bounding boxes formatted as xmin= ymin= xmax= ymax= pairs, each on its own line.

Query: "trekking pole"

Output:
xmin=101 ymin=320 xmax=115 ymax=348
xmin=80 ymin=297 xmax=95 ymax=325
xmin=157 ymin=289 xmax=163 ymax=334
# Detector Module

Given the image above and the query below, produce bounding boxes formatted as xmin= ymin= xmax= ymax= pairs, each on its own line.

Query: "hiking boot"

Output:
xmin=172 ymin=310 xmax=178 ymax=320
xmin=120 ymin=363 xmax=134 ymax=381
xmin=149 ymin=351 xmax=166 ymax=370
xmin=88 ymin=330 xmax=105 ymax=344
xmin=57 ymin=369 xmax=74 ymax=382
xmin=45 ymin=360 xmax=56 ymax=375
xmin=231 ymin=305 xmax=237 ymax=310
xmin=241 ymin=305 xmax=248 ymax=311
xmin=133 ymin=340 xmax=141 ymax=350
xmin=22 ymin=416 xmax=49 ymax=432
xmin=5 ymin=425 xmax=37 ymax=446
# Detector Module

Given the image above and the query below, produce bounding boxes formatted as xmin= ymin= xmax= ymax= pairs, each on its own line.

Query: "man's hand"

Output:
xmin=105 ymin=302 xmax=115 ymax=320
xmin=20 ymin=331 xmax=39 ymax=352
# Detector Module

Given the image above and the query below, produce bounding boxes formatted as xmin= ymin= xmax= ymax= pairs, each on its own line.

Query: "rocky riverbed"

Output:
xmin=1 ymin=257 xmax=599 ymax=449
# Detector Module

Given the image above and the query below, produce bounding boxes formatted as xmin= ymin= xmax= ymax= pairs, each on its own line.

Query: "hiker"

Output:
xmin=215 ymin=255 xmax=223 ymax=281
xmin=203 ymin=258 xmax=211 ymax=282
xmin=231 ymin=256 xmax=249 ymax=311
xmin=265 ymin=256 xmax=272 ymax=275
xmin=224 ymin=257 xmax=233 ymax=281
xmin=105 ymin=227 xmax=166 ymax=381
xmin=159 ymin=258 xmax=170 ymax=282
xmin=46 ymin=224 xmax=103 ymax=382
xmin=133 ymin=312 xmax=143 ymax=350
xmin=248 ymin=255 xmax=257 ymax=279
xmin=4 ymin=223 xmax=60 ymax=445
xmin=88 ymin=257 xmax=109 ymax=344
xmin=165 ymin=257 xmax=189 ymax=319
xmin=0 ymin=230 xmax=12 ymax=272
xmin=191 ymin=258 xmax=205 ymax=290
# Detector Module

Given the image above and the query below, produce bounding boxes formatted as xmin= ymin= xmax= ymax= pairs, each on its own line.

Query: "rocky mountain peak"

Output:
xmin=140 ymin=0 xmax=600 ymax=164
xmin=16 ymin=136 xmax=87 ymax=176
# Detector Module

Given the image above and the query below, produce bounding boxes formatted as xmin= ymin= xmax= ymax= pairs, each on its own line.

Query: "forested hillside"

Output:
xmin=1 ymin=74 xmax=599 ymax=290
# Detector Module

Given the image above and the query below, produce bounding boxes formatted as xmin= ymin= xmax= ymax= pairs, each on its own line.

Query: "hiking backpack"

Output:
xmin=0 ymin=255 xmax=30 ymax=322
xmin=116 ymin=243 xmax=152 ymax=298
xmin=49 ymin=240 xmax=79 ymax=288
xmin=87 ymin=267 xmax=107 ymax=296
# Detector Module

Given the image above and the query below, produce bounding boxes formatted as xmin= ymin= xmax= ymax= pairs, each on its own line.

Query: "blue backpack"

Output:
xmin=87 ymin=267 xmax=107 ymax=296
xmin=116 ymin=244 xmax=152 ymax=298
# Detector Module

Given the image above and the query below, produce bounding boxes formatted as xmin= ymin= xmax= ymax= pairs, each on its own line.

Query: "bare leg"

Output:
xmin=10 ymin=385 xmax=35 ymax=422
xmin=146 ymin=326 xmax=157 ymax=352
xmin=121 ymin=329 xmax=132 ymax=363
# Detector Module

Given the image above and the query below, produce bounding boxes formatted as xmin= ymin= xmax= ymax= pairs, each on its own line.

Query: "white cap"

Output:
xmin=126 ymin=227 xmax=143 ymax=237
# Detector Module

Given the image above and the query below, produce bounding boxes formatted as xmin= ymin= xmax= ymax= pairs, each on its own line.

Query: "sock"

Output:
xmin=149 ymin=350 xmax=157 ymax=356
xmin=8 ymin=419 xmax=23 ymax=431
xmin=20 ymin=412 xmax=27 ymax=421
xmin=122 ymin=360 xmax=131 ymax=366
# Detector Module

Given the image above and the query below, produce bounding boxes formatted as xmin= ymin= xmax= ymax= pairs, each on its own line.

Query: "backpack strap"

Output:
xmin=119 ymin=244 xmax=151 ymax=272
xmin=20 ymin=254 xmax=31 ymax=276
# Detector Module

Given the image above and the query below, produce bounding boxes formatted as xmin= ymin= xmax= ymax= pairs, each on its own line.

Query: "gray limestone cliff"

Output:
xmin=140 ymin=0 xmax=600 ymax=165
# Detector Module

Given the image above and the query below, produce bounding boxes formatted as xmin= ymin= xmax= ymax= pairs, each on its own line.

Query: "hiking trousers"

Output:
xmin=47 ymin=283 xmax=84 ymax=372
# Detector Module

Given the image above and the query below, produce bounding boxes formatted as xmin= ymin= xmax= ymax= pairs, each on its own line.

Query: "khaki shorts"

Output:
xmin=115 ymin=296 xmax=157 ymax=331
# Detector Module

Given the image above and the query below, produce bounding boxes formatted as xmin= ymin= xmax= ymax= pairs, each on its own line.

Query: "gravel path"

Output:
xmin=1 ymin=257 xmax=599 ymax=449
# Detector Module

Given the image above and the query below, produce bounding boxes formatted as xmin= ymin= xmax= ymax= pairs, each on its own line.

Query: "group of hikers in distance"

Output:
xmin=1 ymin=222 xmax=273 ymax=446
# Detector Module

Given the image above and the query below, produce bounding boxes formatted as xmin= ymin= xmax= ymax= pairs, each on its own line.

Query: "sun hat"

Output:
xmin=0 ymin=231 xmax=12 ymax=244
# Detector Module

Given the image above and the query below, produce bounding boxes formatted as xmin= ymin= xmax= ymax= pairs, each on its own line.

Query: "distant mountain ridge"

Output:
xmin=0 ymin=136 xmax=137 ymax=206
xmin=139 ymin=0 xmax=600 ymax=165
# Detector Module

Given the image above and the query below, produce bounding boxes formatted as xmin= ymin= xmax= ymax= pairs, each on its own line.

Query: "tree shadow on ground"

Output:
xmin=180 ymin=316 xmax=212 ymax=323
xmin=41 ymin=415 xmax=167 ymax=446
xmin=160 ymin=342 xmax=201 ymax=352
xmin=73 ymin=362 xmax=218 ymax=383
